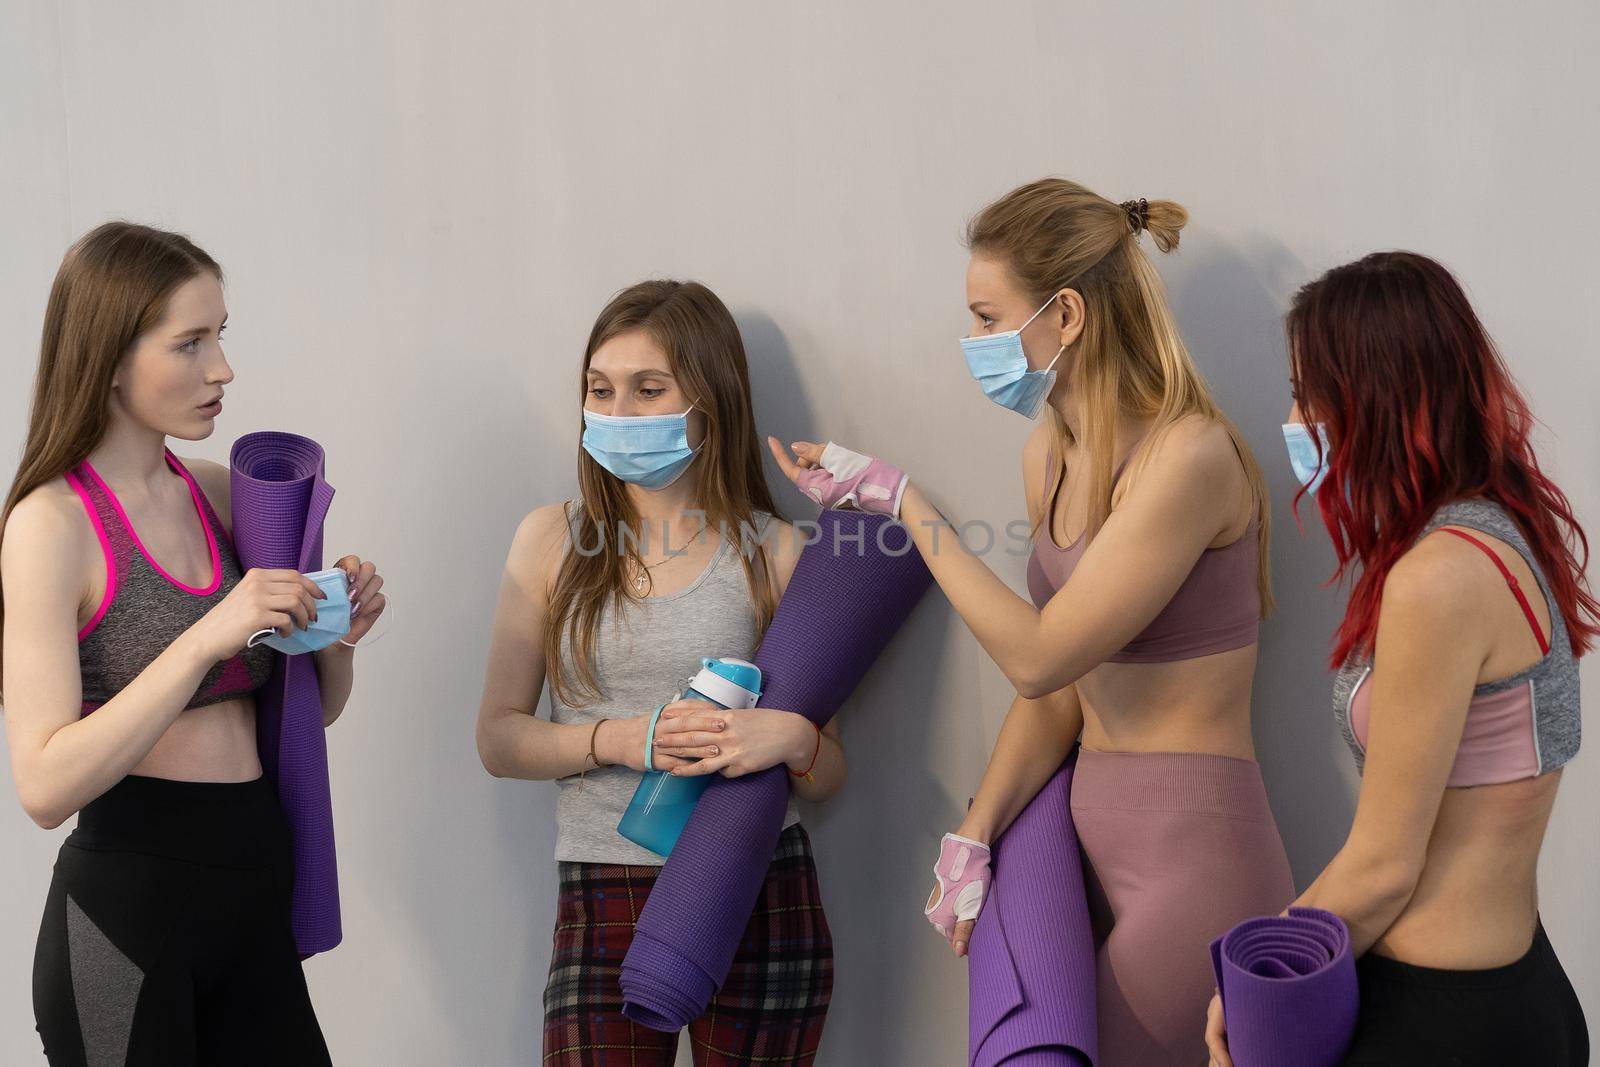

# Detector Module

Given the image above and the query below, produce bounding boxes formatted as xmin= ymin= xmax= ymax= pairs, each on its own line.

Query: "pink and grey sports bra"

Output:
xmin=1332 ymin=499 xmax=1581 ymax=787
xmin=1025 ymin=442 xmax=1261 ymax=662
xmin=64 ymin=450 xmax=272 ymax=716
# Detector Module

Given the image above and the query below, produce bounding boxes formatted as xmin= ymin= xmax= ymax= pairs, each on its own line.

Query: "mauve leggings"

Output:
xmin=1071 ymin=748 xmax=1295 ymax=1067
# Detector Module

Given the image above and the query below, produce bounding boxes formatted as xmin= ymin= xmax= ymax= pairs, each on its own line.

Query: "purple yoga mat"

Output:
xmin=230 ymin=431 xmax=341 ymax=956
xmin=1210 ymin=906 xmax=1358 ymax=1067
xmin=969 ymin=754 xmax=1097 ymax=1067
xmin=620 ymin=509 xmax=933 ymax=1029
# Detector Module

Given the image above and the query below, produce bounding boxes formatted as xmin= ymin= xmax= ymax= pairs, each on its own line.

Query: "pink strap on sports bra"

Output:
xmin=1437 ymin=527 xmax=1550 ymax=656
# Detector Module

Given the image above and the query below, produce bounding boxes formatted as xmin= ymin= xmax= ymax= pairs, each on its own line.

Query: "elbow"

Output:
xmin=1014 ymin=678 xmax=1050 ymax=701
xmin=806 ymin=754 xmax=847 ymax=805
xmin=816 ymin=759 xmax=847 ymax=804
xmin=1008 ymin=644 xmax=1075 ymax=700
xmin=17 ymin=782 xmax=69 ymax=831
xmin=476 ymin=731 xmax=509 ymax=779
xmin=476 ymin=719 xmax=522 ymax=780
xmin=1012 ymin=663 xmax=1056 ymax=701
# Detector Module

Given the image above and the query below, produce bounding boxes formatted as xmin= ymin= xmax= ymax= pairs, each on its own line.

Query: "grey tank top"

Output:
xmin=549 ymin=504 xmax=801 ymax=865
xmin=1332 ymin=498 xmax=1581 ymax=781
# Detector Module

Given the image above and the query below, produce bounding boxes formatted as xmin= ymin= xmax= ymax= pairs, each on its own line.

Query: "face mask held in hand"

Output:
xmin=248 ymin=567 xmax=352 ymax=655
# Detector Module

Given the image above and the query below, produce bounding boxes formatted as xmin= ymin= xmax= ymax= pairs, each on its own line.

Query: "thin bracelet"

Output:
xmin=578 ymin=719 xmax=610 ymax=791
xmin=788 ymin=721 xmax=822 ymax=783
xmin=587 ymin=719 xmax=611 ymax=769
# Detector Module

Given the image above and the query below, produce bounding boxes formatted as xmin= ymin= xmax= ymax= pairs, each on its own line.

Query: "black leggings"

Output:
xmin=1343 ymin=919 xmax=1588 ymax=1065
xmin=33 ymin=775 xmax=331 ymax=1066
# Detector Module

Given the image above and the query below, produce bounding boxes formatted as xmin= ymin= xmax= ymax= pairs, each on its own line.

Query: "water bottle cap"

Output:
xmin=695 ymin=657 xmax=762 ymax=703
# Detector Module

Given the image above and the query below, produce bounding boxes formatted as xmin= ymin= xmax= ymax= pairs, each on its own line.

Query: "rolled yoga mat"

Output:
xmin=968 ymin=754 xmax=1097 ymax=1067
xmin=620 ymin=508 xmax=934 ymax=1029
xmin=1209 ymin=906 xmax=1358 ymax=1067
xmin=230 ymin=431 xmax=341 ymax=956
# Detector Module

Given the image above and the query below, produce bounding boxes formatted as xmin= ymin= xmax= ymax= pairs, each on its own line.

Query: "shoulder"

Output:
xmin=1 ymin=479 xmax=93 ymax=589
xmin=176 ymin=455 xmax=231 ymax=523
xmin=503 ymin=502 xmax=577 ymax=604
xmin=1120 ymin=412 xmax=1241 ymax=508
xmin=513 ymin=502 xmax=576 ymax=560
xmin=1141 ymin=414 xmax=1238 ymax=480
xmin=1367 ymin=530 xmax=1500 ymax=685
xmin=1379 ymin=533 xmax=1483 ymax=628
xmin=755 ymin=513 xmax=804 ymax=594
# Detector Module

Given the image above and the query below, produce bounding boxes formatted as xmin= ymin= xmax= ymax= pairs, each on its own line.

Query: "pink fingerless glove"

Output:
xmin=794 ymin=442 xmax=908 ymax=518
xmin=924 ymin=832 xmax=991 ymax=942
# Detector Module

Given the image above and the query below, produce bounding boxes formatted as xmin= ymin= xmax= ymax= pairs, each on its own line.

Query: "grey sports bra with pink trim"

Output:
xmin=64 ymin=450 xmax=272 ymax=716
xmin=1332 ymin=498 xmax=1580 ymax=787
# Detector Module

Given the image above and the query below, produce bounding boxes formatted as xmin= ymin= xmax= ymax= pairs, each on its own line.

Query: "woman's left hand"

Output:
xmin=652 ymin=700 xmax=814 ymax=778
xmin=1204 ymin=990 xmax=1232 ymax=1067
xmin=765 ymin=437 xmax=908 ymax=518
xmin=330 ymin=554 xmax=387 ymax=646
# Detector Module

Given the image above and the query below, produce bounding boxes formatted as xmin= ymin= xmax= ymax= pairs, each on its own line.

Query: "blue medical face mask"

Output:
xmin=582 ymin=402 xmax=702 ymax=490
xmin=1282 ymin=421 xmax=1332 ymax=494
xmin=960 ymin=296 xmax=1065 ymax=420
xmin=248 ymin=568 xmax=352 ymax=655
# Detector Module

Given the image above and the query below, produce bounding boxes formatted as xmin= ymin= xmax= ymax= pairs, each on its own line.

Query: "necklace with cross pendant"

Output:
xmin=629 ymin=522 xmax=702 ymax=594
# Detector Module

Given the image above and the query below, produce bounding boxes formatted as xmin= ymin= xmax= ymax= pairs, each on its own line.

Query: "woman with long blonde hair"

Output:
xmin=771 ymin=178 xmax=1293 ymax=1064
xmin=476 ymin=280 xmax=842 ymax=1065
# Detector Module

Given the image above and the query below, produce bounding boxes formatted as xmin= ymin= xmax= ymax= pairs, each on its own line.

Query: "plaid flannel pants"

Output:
xmin=543 ymin=824 xmax=833 ymax=1065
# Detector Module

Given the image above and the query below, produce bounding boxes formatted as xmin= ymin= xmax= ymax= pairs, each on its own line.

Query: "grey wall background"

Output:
xmin=2 ymin=1 xmax=1596 ymax=1063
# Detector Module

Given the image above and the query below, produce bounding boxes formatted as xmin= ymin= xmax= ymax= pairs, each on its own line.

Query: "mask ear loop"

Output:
xmin=1021 ymin=296 xmax=1070 ymax=373
xmin=1036 ymin=287 xmax=1074 ymax=373
xmin=1019 ymin=295 xmax=1056 ymax=332
xmin=246 ymin=627 xmax=277 ymax=649
xmin=338 ymin=595 xmax=395 ymax=649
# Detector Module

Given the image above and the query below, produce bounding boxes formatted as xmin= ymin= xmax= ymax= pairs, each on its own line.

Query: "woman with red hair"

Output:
xmin=1207 ymin=252 xmax=1594 ymax=1065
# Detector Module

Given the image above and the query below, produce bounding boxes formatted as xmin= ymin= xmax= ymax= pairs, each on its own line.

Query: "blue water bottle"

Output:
xmin=617 ymin=657 xmax=763 ymax=857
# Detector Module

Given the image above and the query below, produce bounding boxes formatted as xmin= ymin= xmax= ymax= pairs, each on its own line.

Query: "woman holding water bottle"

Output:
xmin=474 ymin=279 xmax=842 ymax=1066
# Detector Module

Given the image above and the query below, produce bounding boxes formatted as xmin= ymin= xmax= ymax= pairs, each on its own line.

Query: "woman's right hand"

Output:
xmin=766 ymin=437 xmax=909 ymax=518
xmin=183 ymin=568 xmax=327 ymax=663
xmin=593 ymin=712 xmax=696 ymax=774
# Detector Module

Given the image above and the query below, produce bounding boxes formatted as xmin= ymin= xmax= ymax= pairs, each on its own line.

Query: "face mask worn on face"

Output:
xmin=581 ymin=402 xmax=702 ymax=490
xmin=960 ymin=296 xmax=1065 ymax=420
xmin=1282 ymin=421 xmax=1332 ymax=494
xmin=248 ymin=568 xmax=352 ymax=655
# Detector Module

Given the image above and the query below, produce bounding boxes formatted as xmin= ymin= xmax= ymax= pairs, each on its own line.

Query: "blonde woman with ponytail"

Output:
xmin=769 ymin=179 xmax=1293 ymax=1065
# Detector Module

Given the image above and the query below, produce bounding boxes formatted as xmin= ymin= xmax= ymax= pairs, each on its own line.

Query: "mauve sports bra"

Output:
xmin=1025 ymin=443 xmax=1261 ymax=662
xmin=1332 ymin=499 xmax=1580 ymax=788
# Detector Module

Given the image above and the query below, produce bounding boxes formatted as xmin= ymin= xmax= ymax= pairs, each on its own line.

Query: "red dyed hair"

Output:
xmin=1287 ymin=251 xmax=1599 ymax=667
